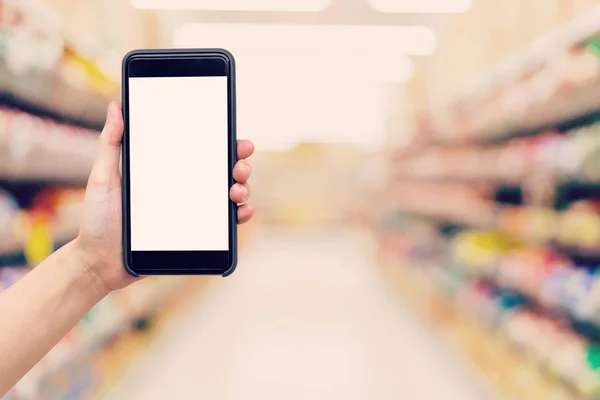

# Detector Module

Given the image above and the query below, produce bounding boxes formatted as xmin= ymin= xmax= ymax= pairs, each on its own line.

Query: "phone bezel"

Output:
xmin=121 ymin=49 xmax=238 ymax=277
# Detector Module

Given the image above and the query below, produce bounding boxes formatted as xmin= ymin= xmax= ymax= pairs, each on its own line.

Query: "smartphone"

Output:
xmin=121 ymin=49 xmax=237 ymax=276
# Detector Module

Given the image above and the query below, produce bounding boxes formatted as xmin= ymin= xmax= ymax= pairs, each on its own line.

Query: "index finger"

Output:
xmin=237 ymin=140 xmax=255 ymax=159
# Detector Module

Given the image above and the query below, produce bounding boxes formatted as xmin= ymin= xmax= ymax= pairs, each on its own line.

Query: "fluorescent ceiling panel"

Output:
xmin=173 ymin=24 xmax=437 ymax=55
xmin=234 ymin=52 xmax=414 ymax=83
xmin=369 ymin=0 xmax=471 ymax=13
xmin=131 ymin=0 xmax=331 ymax=11
xmin=172 ymin=24 xmax=413 ymax=151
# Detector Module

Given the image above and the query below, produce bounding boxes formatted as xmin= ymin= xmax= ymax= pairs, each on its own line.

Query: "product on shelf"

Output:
xmin=24 ymin=210 xmax=54 ymax=266
xmin=0 ymin=185 xmax=85 ymax=270
xmin=450 ymin=230 xmax=519 ymax=275
xmin=0 ymin=107 xmax=98 ymax=183
xmin=557 ymin=200 xmax=600 ymax=252
xmin=450 ymin=230 xmax=600 ymax=325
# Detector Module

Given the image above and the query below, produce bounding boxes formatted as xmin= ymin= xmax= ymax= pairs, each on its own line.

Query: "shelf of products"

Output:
xmin=377 ymin=220 xmax=600 ymax=399
xmin=386 ymin=197 xmax=600 ymax=260
xmin=449 ymin=233 xmax=600 ymax=398
xmin=384 ymin=181 xmax=498 ymax=228
xmin=378 ymin=254 xmax=574 ymax=400
xmin=0 ymin=1 xmax=115 ymax=131
xmin=0 ymin=1 xmax=115 ymax=185
xmin=378 ymin=7 xmax=600 ymax=400
xmin=423 ymin=6 xmax=600 ymax=145
xmin=394 ymin=121 xmax=600 ymax=185
xmin=0 ymin=186 xmax=83 ymax=267
xmin=0 ymin=107 xmax=97 ymax=184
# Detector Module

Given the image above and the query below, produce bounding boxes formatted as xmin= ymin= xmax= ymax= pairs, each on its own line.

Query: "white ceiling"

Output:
xmin=133 ymin=0 xmax=470 ymax=14
xmin=152 ymin=0 xmax=445 ymax=32
xmin=147 ymin=0 xmax=448 ymax=151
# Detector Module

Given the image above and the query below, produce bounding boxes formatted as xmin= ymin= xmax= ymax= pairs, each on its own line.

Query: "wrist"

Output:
xmin=70 ymin=238 xmax=112 ymax=299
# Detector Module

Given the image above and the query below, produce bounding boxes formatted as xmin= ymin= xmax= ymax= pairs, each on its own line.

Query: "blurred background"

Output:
xmin=3 ymin=0 xmax=600 ymax=399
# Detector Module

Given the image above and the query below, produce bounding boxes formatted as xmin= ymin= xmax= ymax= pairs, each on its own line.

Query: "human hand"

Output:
xmin=74 ymin=102 xmax=255 ymax=292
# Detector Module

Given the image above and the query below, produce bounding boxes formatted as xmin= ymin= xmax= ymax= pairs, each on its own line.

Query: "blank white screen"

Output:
xmin=129 ymin=76 xmax=229 ymax=251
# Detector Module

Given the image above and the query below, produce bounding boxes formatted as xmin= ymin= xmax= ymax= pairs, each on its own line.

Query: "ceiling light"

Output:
xmin=173 ymin=24 xmax=437 ymax=55
xmin=131 ymin=0 xmax=331 ymax=11
xmin=369 ymin=0 xmax=471 ymax=13
xmin=233 ymin=52 xmax=414 ymax=83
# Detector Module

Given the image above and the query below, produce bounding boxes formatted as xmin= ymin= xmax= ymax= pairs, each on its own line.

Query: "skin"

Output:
xmin=0 ymin=102 xmax=254 ymax=395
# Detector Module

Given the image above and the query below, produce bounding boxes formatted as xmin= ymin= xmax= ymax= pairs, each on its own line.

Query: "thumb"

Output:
xmin=89 ymin=102 xmax=124 ymax=185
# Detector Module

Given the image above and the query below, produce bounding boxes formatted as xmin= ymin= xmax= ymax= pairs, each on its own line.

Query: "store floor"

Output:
xmin=105 ymin=228 xmax=498 ymax=400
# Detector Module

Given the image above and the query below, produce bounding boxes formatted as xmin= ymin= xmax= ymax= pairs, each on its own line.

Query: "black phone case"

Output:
xmin=121 ymin=48 xmax=238 ymax=278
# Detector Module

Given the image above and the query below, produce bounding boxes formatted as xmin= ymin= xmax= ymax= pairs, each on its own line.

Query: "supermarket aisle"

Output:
xmin=106 ymin=229 xmax=495 ymax=400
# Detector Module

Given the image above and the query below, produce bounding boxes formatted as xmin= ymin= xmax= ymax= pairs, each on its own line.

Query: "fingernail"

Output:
xmin=106 ymin=102 xmax=116 ymax=120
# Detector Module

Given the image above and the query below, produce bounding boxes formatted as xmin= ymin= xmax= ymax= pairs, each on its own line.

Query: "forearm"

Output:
xmin=0 ymin=239 xmax=109 ymax=395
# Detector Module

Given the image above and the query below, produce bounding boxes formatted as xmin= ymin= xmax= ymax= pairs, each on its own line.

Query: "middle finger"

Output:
xmin=233 ymin=160 xmax=251 ymax=183
xmin=230 ymin=183 xmax=251 ymax=203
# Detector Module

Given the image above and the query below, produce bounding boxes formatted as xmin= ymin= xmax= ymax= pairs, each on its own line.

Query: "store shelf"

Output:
xmin=386 ymin=181 xmax=499 ymax=230
xmin=0 ymin=108 xmax=98 ymax=185
xmin=0 ymin=171 xmax=93 ymax=188
xmin=0 ymin=167 xmax=94 ymax=188
xmin=412 ymin=6 xmax=600 ymax=147
xmin=0 ymin=223 xmax=79 ymax=267
xmin=457 ymin=4 xmax=600 ymax=100
xmin=391 ymin=209 xmax=494 ymax=231
xmin=378 ymin=5 xmax=600 ymax=400
xmin=484 ymin=83 xmax=600 ymax=144
xmin=393 ymin=133 xmax=600 ymax=187
xmin=377 ymin=229 xmax=600 ymax=399
xmin=449 ymin=77 xmax=600 ymax=147
xmin=378 ymin=256 xmax=567 ymax=400
xmin=0 ymin=64 xmax=109 ymax=131
xmin=0 ymin=241 xmax=70 ymax=268
xmin=459 ymin=267 xmax=600 ymax=344
xmin=397 ymin=220 xmax=600 ymax=399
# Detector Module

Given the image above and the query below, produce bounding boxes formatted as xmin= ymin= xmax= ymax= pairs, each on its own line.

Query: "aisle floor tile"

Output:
xmin=104 ymin=228 xmax=491 ymax=400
